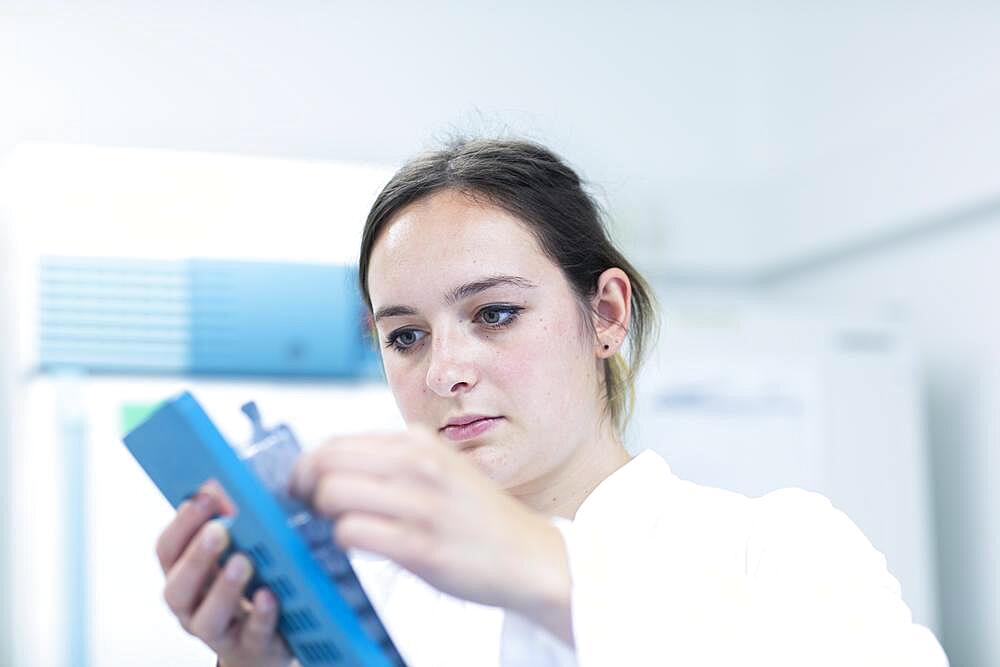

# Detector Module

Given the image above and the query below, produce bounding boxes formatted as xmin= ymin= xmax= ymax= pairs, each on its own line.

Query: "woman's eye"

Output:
xmin=385 ymin=328 xmax=425 ymax=353
xmin=477 ymin=305 xmax=522 ymax=327
xmin=385 ymin=307 xmax=521 ymax=354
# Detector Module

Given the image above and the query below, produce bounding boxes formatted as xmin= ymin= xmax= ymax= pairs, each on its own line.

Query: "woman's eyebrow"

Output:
xmin=373 ymin=304 xmax=418 ymax=322
xmin=445 ymin=275 xmax=537 ymax=305
xmin=373 ymin=275 xmax=536 ymax=323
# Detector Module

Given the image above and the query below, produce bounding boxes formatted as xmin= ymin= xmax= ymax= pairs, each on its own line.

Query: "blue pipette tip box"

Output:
xmin=123 ymin=391 xmax=405 ymax=667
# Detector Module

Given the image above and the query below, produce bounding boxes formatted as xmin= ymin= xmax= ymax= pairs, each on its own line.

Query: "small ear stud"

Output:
xmin=603 ymin=344 xmax=610 ymax=350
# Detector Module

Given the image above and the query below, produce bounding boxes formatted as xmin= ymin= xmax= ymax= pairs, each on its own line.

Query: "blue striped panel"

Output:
xmin=39 ymin=258 xmax=374 ymax=377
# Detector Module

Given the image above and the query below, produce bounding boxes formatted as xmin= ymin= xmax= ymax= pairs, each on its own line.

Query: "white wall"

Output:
xmin=767 ymin=217 xmax=1000 ymax=667
xmin=2 ymin=2 xmax=999 ymax=275
xmin=0 ymin=212 xmax=14 ymax=664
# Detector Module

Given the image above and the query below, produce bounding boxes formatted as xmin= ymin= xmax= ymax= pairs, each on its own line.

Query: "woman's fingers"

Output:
xmin=334 ymin=512 xmax=430 ymax=567
xmin=156 ymin=492 xmax=221 ymax=573
xmin=163 ymin=520 xmax=230 ymax=626
xmin=187 ymin=553 xmax=254 ymax=645
xmin=241 ymin=589 xmax=280 ymax=654
xmin=156 ymin=479 xmax=236 ymax=574
xmin=291 ymin=437 xmax=402 ymax=500
xmin=291 ymin=433 xmax=445 ymax=503
xmin=313 ymin=474 xmax=439 ymax=527
xmin=154 ymin=480 xmax=289 ymax=664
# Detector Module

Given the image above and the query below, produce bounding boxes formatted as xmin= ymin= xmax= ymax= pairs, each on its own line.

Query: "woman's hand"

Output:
xmin=290 ymin=427 xmax=573 ymax=645
xmin=155 ymin=482 xmax=294 ymax=667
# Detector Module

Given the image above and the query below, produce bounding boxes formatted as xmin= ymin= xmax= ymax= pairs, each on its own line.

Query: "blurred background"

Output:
xmin=1 ymin=2 xmax=998 ymax=665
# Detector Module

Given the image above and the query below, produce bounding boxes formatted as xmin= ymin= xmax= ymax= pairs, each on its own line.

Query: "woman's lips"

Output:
xmin=440 ymin=416 xmax=503 ymax=442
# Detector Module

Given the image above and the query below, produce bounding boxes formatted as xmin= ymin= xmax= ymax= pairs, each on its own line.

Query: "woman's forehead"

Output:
xmin=367 ymin=191 xmax=556 ymax=302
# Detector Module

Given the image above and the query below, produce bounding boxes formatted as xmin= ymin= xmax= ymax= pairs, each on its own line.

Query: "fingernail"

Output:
xmin=256 ymin=589 xmax=274 ymax=612
xmin=224 ymin=555 xmax=250 ymax=582
xmin=195 ymin=493 xmax=215 ymax=513
xmin=200 ymin=522 xmax=224 ymax=553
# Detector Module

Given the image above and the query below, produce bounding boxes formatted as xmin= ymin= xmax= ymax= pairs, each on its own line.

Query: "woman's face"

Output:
xmin=366 ymin=189 xmax=607 ymax=491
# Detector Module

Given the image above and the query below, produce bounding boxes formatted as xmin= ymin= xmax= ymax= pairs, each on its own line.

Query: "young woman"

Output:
xmin=154 ymin=139 xmax=948 ymax=666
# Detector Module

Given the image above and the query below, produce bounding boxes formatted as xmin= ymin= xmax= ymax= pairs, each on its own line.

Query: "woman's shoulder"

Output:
xmin=745 ymin=486 xmax=894 ymax=589
xmin=578 ymin=448 xmax=757 ymax=528
xmin=616 ymin=448 xmax=863 ymax=525
xmin=584 ymin=449 xmax=890 ymax=580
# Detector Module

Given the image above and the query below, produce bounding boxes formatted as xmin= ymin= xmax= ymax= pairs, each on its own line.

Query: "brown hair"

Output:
xmin=359 ymin=138 xmax=658 ymax=434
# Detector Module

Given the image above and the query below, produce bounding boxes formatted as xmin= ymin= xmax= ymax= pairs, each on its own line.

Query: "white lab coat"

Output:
xmin=351 ymin=449 xmax=949 ymax=666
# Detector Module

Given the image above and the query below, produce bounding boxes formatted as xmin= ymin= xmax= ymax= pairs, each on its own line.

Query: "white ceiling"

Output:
xmin=2 ymin=1 xmax=998 ymax=277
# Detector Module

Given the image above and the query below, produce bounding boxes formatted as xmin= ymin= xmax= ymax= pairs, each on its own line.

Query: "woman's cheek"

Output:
xmin=383 ymin=359 xmax=427 ymax=422
xmin=504 ymin=320 xmax=578 ymax=397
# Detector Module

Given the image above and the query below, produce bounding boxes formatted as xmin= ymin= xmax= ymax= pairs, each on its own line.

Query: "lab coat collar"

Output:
xmin=572 ymin=449 xmax=676 ymax=525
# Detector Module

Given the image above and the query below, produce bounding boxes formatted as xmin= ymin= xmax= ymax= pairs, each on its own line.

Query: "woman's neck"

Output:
xmin=509 ymin=426 xmax=632 ymax=519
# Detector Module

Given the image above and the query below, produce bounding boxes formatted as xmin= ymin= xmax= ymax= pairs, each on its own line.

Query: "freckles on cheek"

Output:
xmin=505 ymin=320 xmax=579 ymax=397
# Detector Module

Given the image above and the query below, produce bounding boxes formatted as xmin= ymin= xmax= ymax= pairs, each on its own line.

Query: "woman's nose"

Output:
xmin=425 ymin=329 xmax=479 ymax=397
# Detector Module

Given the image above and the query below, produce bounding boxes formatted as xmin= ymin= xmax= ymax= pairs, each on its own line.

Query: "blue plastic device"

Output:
xmin=123 ymin=391 xmax=407 ymax=667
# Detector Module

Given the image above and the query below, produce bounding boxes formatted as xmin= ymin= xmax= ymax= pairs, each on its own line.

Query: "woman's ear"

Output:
xmin=591 ymin=268 xmax=632 ymax=359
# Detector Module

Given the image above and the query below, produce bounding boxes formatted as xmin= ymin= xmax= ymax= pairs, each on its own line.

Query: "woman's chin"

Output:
xmin=461 ymin=441 xmax=516 ymax=481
